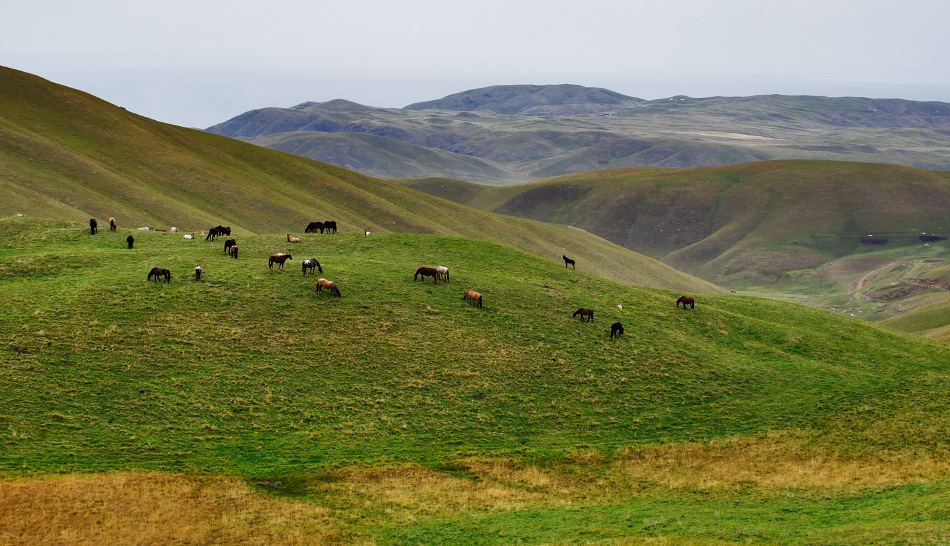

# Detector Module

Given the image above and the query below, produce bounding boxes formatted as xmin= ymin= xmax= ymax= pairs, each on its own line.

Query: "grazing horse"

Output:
xmin=414 ymin=267 xmax=439 ymax=283
xmin=108 ymin=217 xmax=116 ymax=231
xmin=463 ymin=289 xmax=483 ymax=308
xmin=676 ymin=296 xmax=695 ymax=310
xmin=316 ymin=278 xmax=341 ymax=297
xmin=205 ymin=227 xmax=219 ymax=241
xmin=324 ymin=220 xmax=337 ymax=233
xmin=89 ymin=218 xmax=98 ymax=235
xmin=147 ymin=267 xmax=171 ymax=283
xmin=194 ymin=266 xmax=202 ymax=281
xmin=436 ymin=265 xmax=450 ymax=282
xmin=573 ymin=308 xmax=594 ymax=322
xmin=223 ymin=238 xmax=236 ymax=254
xmin=302 ymin=259 xmax=322 ymax=275
xmin=287 ymin=234 xmax=301 ymax=243
xmin=269 ymin=253 xmax=293 ymax=269
xmin=305 ymin=221 xmax=324 ymax=234
xmin=610 ymin=322 xmax=624 ymax=338
xmin=126 ymin=235 xmax=134 ymax=249
xmin=563 ymin=255 xmax=575 ymax=269
xmin=217 ymin=226 xmax=231 ymax=236
xmin=229 ymin=245 xmax=238 ymax=259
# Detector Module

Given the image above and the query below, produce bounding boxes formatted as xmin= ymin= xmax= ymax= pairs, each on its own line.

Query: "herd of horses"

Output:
xmin=95 ymin=217 xmax=698 ymax=337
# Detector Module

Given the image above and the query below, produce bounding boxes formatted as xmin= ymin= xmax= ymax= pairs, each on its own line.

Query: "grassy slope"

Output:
xmin=0 ymin=66 xmax=718 ymax=295
xmin=1 ymin=218 xmax=949 ymax=544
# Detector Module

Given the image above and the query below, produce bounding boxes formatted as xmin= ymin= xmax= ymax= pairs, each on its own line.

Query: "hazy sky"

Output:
xmin=4 ymin=0 xmax=949 ymax=128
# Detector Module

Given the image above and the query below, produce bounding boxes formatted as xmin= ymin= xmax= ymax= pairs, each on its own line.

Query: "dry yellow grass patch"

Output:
xmin=612 ymin=432 xmax=950 ymax=492
xmin=0 ymin=473 xmax=344 ymax=546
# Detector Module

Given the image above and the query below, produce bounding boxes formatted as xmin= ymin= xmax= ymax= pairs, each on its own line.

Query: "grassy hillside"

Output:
xmin=0 ymin=65 xmax=718 ymax=295
xmin=397 ymin=162 xmax=950 ymax=336
xmin=1 ymin=217 xmax=949 ymax=544
xmin=207 ymin=88 xmax=950 ymax=184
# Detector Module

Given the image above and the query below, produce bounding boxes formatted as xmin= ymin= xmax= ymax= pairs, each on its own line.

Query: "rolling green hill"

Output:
xmin=1 ymin=217 xmax=948 ymax=544
xmin=0 ymin=65 xmax=718 ymax=295
xmin=206 ymin=86 xmax=950 ymax=184
xmin=396 ymin=161 xmax=950 ymax=339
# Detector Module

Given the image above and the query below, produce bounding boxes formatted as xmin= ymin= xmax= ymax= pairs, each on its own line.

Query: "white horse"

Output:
xmin=436 ymin=265 xmax=450 ymax=282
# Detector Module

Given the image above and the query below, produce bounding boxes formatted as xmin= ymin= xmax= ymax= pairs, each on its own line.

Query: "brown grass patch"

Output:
xmin=0 ymin=473 xmax=345 ymax=546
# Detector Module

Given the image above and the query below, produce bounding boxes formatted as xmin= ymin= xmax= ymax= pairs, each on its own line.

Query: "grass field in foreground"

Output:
xmin=1 ymin=218 xmax=949 ymax=544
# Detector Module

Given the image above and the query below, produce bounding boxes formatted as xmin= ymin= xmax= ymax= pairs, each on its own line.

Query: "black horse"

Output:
xmin=305 ymin=221 xmax=324 ymax=234
xmin=324 ymin=221 xmax=337 ymax=234
xmin=205 ymin=227 xmax=219 ymax=241
xmin=610 ymin=322 xmax=624 ymax=338
xmin=302 ymin=259 xmax=322 ymax=275
xmin=89 ymin=218 xmax=98 ymax=235
xmin=563 ymin=255 xmax=575 ymax=269
xmin=217 ymin=226 xmax=231 ymax=236
xmin=148 ymin=267 xmax=171 ymax=283
xmin=127 ymin=235 xmax=134 ymax=249
xmin=224 ymin=238 xmax=236 ymax=254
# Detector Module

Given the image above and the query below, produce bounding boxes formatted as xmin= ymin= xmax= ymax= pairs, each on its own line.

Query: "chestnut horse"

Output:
xmin=676 ymin=296 xmax=695 ymax=310
xmin=229 ymin=245 xmax=238 ymax=259
xmin=414 ymin=267 xmax=439 ymax=283
xmin=109 ymin=217 xmax=116 ymax=231
xmin=148 ymin=267 xmax=171 ymax=283
xmin=463 ymin=289 xmax=482 ymax=308
xmin=269 ymin=253 xmax=293 ymax=269
xmin=316 ymin=278 xmax=341 ymax=297
xmin=573 ymin=308 xmax=594 ymax=322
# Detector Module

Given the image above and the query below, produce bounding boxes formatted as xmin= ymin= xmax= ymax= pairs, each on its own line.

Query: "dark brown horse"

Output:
xmin=414 ymin=267 xmax=439 ymax=283
xmin=229 ymin=245 xmax=238 ymax=259
xmin=89 ymin=218 xmax=98 ymax=235
xmin=463 ymin=289 xmax=483 ymax=308
xmin=194 ymin=266 xmax=202 ymax=281
xmin=269 ymin=254 xmax=292 ymax=269
xmin=126 ymin=235 xmax=134 ymax=249
xmin=148 ymin=267 xmax=171 ymax=283
xmin=676 ymin=296 xmax=695 ymax=310
xmin=305 ymin=221 xmax=324 ymax=233
xmin=573 ymin=308 xmax=594 ymax=322
xmin=316 ymin=278 xmax=341 ymax=297
xmin=224 ymin=238 xmax=236 ymax=254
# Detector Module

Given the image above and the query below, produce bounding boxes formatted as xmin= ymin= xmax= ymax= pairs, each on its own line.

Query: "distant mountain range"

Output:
xmin=207 ymin=84 xmax=950 ymax=184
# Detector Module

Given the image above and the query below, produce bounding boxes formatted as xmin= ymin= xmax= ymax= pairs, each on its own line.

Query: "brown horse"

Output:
xmin=109 ymin=217 xmax=116 ymax=231
xmin=463 ymin=289 xmax=482 ymax=308
xmin=676 ymin=296 xmax=695 ymax=310
xmin=414 ymin=267 xmax=439 ymax=283
xmin=194 ymin=266 xmax=202 ymax=281
xmin=316 ymin=278 xmax=341 ymax=297
xmin=89 ymin=218 xmax=98 ymax=235
xmin=148 ymin=267 xmax=171 ymax=283
xmin=229 ymin=245 xmax=238 ymax=259
xmin=269 ymin=254 xmax=293 ymax=269
xmin=573 ymin=308 xmax=594 ymax=322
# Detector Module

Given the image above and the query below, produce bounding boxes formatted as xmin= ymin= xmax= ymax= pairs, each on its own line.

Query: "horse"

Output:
xmin=269 ymin=254 xmax=293 ymax=269
xmin=89 ymin=218 xmax=98 ymax=235
xmin=563 ymin=255 xmax=575 ymax=269
xmin=224 ymin=238 xmax=236 ymax=254
xmin=463 ymin=289 xmax=482 ymax=308
xmin=171 ymin=227 xmax=179 ymax=233
xmin=194 ymin=266 xmax=202 ymax=281
xmin=229 ymin=245 xmax=238 ymax=259
xmin=183 ymin=234 xmax=194 ymax=239
xmin=676 ymin=296 xmax=695 ymax=310
xmin=126 ymin=235 xmax=134 ymax=249
xmin=324 ymin=220 xmax=337 ymax=233
xmin=302 ymin=259 xmax=322 ymax=275
xmin=217 ymin=226 xmax=231 ymax=236
xmin=573 ymin=308 xmax=594 ymax=322
xmin=108 ymin=217 xmax=116 ymax=231
xmin=205 ymin=227 xmax=219 ymax=241
xmin=610 ymin=322 xmax=624 ymax=338
xmin=305 ymin=221 xmax=324 ymax=234
xmin=414 ymin=267 xmax=439 ymax=283
xmin=287 ymin=234 xmax=301 ymax=243
xmin=316 ymin=278 xmax=341 ymax=297
xmin=148 ymin=267 xmax=171 ymax=283
xmin=435 ymin=265 xmax=450 ymax=282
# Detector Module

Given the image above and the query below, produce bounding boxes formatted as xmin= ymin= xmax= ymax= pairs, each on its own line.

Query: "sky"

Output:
xmin=3 ymin=0 xmax=949 ymax=128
